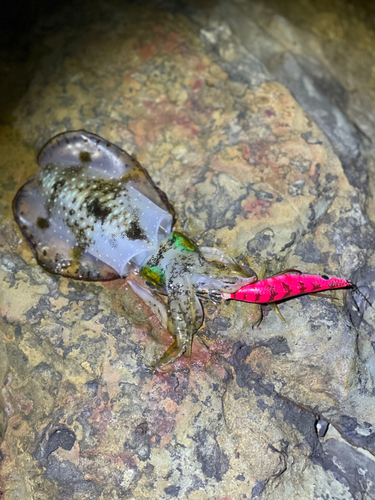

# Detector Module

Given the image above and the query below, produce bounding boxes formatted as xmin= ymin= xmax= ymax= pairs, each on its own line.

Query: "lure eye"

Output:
xmin=321 ymin=274 xmax=329 ymax=280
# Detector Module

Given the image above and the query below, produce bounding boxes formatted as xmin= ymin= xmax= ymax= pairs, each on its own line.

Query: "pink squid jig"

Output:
xmin=222 ymin=271 xmax=363 ymax=304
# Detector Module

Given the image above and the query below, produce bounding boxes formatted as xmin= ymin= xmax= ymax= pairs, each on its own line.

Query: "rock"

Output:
xmin=269 ymin=53 xmax=361 ymax=170
xmin=1 ymin=1 xmax=375 ymax=499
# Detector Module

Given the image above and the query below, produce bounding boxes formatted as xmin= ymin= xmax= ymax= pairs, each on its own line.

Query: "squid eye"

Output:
xmin=321 ymin=274 xmax=329 ymax=280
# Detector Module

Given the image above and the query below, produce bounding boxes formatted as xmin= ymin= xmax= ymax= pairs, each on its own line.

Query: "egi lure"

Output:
xmin=222 ymin=271 xmax=352 ymax=303
xmin=222 ymin=270 xmax=371 ymax=323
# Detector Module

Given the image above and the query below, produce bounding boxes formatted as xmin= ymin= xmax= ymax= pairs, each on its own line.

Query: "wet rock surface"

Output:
xmin=1 ymin=0 xmax=375 ymax=498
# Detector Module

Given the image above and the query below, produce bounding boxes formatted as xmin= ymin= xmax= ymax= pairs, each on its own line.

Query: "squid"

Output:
xmin=13 ymin=130 xmax=256 ymax=367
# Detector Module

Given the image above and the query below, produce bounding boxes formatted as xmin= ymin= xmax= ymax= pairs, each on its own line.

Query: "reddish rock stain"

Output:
xmin=265 ymin=109 xmax=276 ymax=117
xmin=243 ymin=199 xmax=272 ymax=217
xmin=103 ymin=452 xmax=138 ymax=468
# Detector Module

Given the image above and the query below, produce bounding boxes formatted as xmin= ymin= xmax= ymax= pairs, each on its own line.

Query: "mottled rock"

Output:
xmin=1 ymin=1 xmax=375 ymax=499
